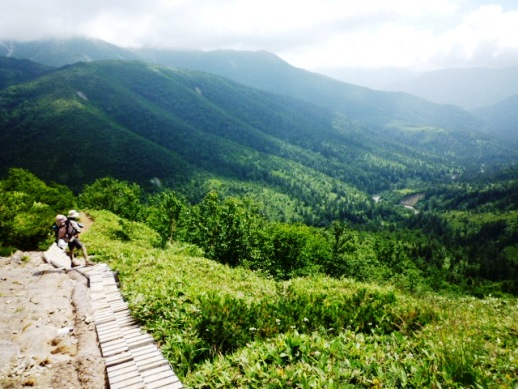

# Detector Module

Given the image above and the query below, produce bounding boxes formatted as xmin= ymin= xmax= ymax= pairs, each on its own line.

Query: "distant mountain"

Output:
xmin=309 ymin=66 xmax=418 ymax=90
xmin=1 ymin=40 xmax=517 ymax=223
xmin=472 ymin=94 xmax=518 ymax=143
xmin=0 ymin=38 xmax=139 ymax=67
xmin=134 ymin=48 xmax=484 ymax=136
xmin=385 ymin=66 xmax=518 ymax=110
xmin=1 ymin=38 xmax=484 ymax=137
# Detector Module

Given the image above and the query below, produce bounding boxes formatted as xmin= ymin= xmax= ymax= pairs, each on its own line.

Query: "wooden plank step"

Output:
xmin=101 ymin=338 xmax=127 ymax=350
xmin=131 ymin=344 xmax=161 ymax=358
xmin=97 ymin=328 xmax=122 ymax=340
xmin=94 ymin=316 xmax=118 ymax=326
xmin=110 ymin=298 xmax=127 ymax=306
xmin=101 ymin=344 xmax=129 ymax=358
xmin=106 ymin=360 xmax=138 ymax=376
xmin=137 ymin=358 xmax=170 ymax=373
xmin=127 ymin=336 xmax=155 ymax=350
xmin=97 ymin=327 xmax=123 ymax=340
xmin=115 ymin=317 xmax=138 ymax=326
xmin=136 ymin=355 xmax=166 ymax=368
xmin=133 ymin=347 xmax=164 ymax=362
xmin=84 ymin=261 xmax=183 ymax=388
xmin=124 ymin=329 xmax=148 ymax=339
xmin=117 ymin=317 xmax=138 ymax=327
xmin=92 ymin=301 xmax=111 ymax=310
xmin=142 ymin=369 xmax=178 ymax=383
xmin=90 ymin=284 xmax=104 ymax=292
xmin=140 ymin=364 xmax=173 ymax=378
xmin=105 ymin=295 xmax=124 ymax=304
xmin=146 ymin=375 xmax=182 ymax=389
xmin=109 ymin=374 xmax=145 ymax=389
xmin=90 ymin=293 xmax=107 ymax=301
xmin=108 ymin=368 xmax=142 ymax=385
xmin=96 ymin=320 xmax=120 ymax=330
xmin=105 ymin=351 xmax=134 ymax=368
xmin=114 ymin=312 xmax=135 ymax=320
xmin=133 ymin=348 xmax=165 ymax=362
xmin=97 ymin=317 xmax=120 ymax=326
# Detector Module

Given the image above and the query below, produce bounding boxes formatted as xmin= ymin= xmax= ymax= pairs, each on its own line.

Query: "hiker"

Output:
xmin=66 ymin=210 xmax=94 ymax=267
xmin=53 ymin=212 xmax=93 ymax=267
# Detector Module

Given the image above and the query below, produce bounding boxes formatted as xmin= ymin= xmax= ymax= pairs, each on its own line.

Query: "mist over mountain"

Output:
xmin=472 ymin=93 xmax=518 ymax=142
xmin=0 ymin=38 xmax=139 ymax=67
xmin=385 ymin=66 xmax=518 ymax=110
xmin=289 ymin=66 xmax=419 ymax=91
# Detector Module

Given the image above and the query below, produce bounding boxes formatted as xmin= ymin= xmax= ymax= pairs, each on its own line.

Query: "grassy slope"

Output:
xmin=82 ymin=210 xmax=518 ymax=388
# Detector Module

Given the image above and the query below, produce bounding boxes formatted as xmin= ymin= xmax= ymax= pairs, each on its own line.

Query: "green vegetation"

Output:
xmin=3 ymin=169 xmax=517 ymax=296
xmin=1 ymin=169 xmax=517 ymax=387
xmin=0 ymin=168 xmax=74 ymax=252
xmin=85 ymin=210 xmax=518 ymax=388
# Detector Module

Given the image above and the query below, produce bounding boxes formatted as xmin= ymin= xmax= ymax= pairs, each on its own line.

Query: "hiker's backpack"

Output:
xmin=56 ymin=219 xmax=80 ymax=242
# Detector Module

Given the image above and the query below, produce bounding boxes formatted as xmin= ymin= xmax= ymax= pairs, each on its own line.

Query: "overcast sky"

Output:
xmin=1 ymin=0 xmax=518 ymax=86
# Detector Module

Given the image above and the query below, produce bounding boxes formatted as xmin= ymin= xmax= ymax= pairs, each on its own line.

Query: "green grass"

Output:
xmin=83 ymin=209 xmax=518 ymax=388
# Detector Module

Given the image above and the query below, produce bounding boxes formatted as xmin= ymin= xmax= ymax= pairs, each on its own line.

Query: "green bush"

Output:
xmin=0 ymin=168 xmax=75 ymax=250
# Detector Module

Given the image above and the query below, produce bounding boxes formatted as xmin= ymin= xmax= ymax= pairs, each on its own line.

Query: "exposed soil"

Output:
xmin=400 ymin=192 xmax=425 ymax=207
xmin=0 ymin=215 xmax=107 ymax=388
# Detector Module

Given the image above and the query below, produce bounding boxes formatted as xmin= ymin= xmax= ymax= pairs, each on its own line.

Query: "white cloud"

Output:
xmin=282 ymin=2 xmax=518 ymax=71
xmin=431 ymin=5 xmax=518 ymax=67
xmin=0 ymin=0 xmax=518 ymax=72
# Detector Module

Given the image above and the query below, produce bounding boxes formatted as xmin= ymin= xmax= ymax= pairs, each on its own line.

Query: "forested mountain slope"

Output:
xmin=2 ymin=38 xmax=504 ymax=164
xmin=0 ymin=56 xmax=51 ymax=90
xmin=0 ymin=59 xmax=449 ymax=223
xmin=137 ymin=49 xmax=477 ymax=125
xmin=1 ymin=57 xmax=516 ymax=225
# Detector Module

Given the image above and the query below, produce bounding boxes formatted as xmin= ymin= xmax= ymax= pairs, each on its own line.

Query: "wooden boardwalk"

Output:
xmin=44 ymin=244 xmax=183 ymax=389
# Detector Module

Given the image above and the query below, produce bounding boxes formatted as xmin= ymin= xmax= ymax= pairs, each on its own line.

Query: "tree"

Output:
xmin=78 ymin=177 xmax=143 ymax=220
xmin=144 ymin=190 xmax=185 ymax=247
xmin=178 ymin=191 xmax=266 ymax=267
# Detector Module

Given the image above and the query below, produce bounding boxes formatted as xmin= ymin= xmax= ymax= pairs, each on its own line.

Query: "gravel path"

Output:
xmin=0 ymin=251 xmax=107 ymax=388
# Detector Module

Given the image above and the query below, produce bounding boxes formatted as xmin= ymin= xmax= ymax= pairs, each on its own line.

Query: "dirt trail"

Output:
xmin=0 ymin=215 xmax=107 ymax=388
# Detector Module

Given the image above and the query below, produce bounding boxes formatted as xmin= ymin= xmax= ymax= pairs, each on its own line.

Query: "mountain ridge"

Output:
xmin=385 ymin=66 xmax=518 ymax=110
xmin=0 ymin=38 xmax=486 ymax=133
